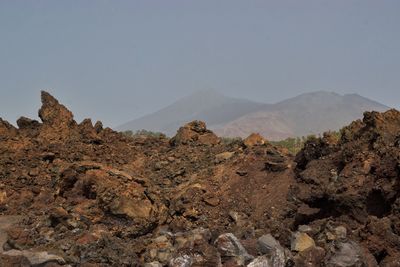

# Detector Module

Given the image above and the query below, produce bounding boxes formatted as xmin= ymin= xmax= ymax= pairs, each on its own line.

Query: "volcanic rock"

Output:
xmin=293 ymin=246 xmax=326 ymax=267
xmin=244 ymin=133 xmax=266 ymax=148
xmin=0 ymin=118 xmax=17 ymax=139
xmin=257 ymin=234 xmax=281 ymax=255
xmin=324 ymin=240 xmax=378 ymax=267
xmin=256 ymin=234 xmax=291 ymax=266
xmin=214 ymin=233 xmax=253 ymax=265
xmin=1 ymin=92 xmax=400 ymax=266
xmin=291 ymin=232 xmax=315 ymax=252
xmin=2 ymin=250 xmax=66 ymax=266
xmin=170 ymin=120 xmax=220 ymax=146
xmin=247 ymin=256 xmax=271 ymax=267
xmin=215 ymin=151 xmax=235 ymax=163
xmin=16 ymin=117 xmax=41 ymax=138
xmin=290 ymin=109 xmax=400 ymax=261
xmin=39 ymin=91 xmax=75 ymax=127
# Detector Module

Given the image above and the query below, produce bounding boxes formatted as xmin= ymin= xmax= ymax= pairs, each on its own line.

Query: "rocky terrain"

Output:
xmin=0 ymin=92 xmax=399 ymax=266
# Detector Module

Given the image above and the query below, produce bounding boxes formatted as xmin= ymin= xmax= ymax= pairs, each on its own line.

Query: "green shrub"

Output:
xmin=121 ymin=129 xmax=166 ymax=138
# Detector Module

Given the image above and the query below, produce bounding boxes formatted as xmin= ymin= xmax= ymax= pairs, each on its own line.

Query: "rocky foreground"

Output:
xmin=0 ymin=92 xmax=399 ymax=266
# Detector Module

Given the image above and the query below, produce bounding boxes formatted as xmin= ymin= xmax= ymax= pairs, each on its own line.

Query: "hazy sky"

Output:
xmin=1 ymin=0 xmax=399 ymax=127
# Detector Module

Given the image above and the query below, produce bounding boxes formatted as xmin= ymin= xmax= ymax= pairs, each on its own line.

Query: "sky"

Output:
xmin=0 ymin=0 xmax=399 ymax=127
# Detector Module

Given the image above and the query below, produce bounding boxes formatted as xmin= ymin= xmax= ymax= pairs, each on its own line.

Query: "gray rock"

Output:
xmin=334 ymin=226 xmax=347 ymax=240
xmin=145 ymin=262 xmax=163 ymax=267
xmin=256 ymin=234 xmax=291 ymax=267
xmin=247 ymin=255 xmax=271 ymax=267
xmin=2 ymin=250 xmax=65 ymax=266
xmin=215 ymin=233 xmax=254 ymax=265
xmin=257 ymin=234 xmax=281 ymax=254
xmin=169 ymin=254 xmax=193 ymax=267
xmin=298 ymin=225 xmax=313 ymax=234
xmin=247 ymin=249 xmax=291 ymax=267
xmin=325 ymin=240 xmax=377 ymax=267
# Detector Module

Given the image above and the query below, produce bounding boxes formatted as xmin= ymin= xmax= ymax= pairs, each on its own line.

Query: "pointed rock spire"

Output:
xmin=38 ymin=91 xmax=75 ymax=127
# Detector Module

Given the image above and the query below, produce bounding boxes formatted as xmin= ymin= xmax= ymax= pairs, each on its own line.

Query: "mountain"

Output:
xmin=117 ymin=89 xmax=266 ymax=135
xmin=214 ymin=91 xmax=389 ymax=140
xmin=118 ymin=90 xmax=389 ymax=140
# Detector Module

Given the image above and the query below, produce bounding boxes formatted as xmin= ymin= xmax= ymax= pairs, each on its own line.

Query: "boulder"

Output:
xmin=291 ymin=232 xmax=315 ymax=252
xmin=16 ymin=117 xmax=41 ymax=137
xmin=169 ymin=255 xmax=192 ymax=267
xmin=170 ymin=121 xmax=220 ymax=146
xmin=39 ymin=91 xmax=75 ymax=127
xmin=78 ymin=118 xmax=102 ymax=143
xmin=244 ymin=133 xmax=266 ymax=148
xmin=2 ymin=250 xmax=65 ymax=266
xmin=294 ymin=246 xmax=325 ymax=267
xmin=257 ymin=234 xmax=291 ymax=267
xmin=247 ymin=256 xmax=271 ymax=267
xmin=215 ymin=151 xmax=235 ymax=163
xmin=257 ymin=234 xmax=281 ymax=255
xmin=144 ymin=262 xmax=163 ymax=267
xmin=109 ymin=195 xmax=153 ymax=220
xmin=215 ymin=233 xmax=253 ymax=265
xmin=325 ymin=240 xmax=378 ymax=267
xmin=94 ymin=121 xmax=103 ymax=133
xmin=146 ymin=235 xmax=175 ymax=264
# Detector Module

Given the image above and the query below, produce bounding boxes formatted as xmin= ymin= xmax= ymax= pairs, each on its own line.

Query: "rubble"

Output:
xmin=0 ymin=92 xmax=399 ymax=265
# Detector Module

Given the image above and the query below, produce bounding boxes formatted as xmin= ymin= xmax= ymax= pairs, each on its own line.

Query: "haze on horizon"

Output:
xmin=0 ymin=0 xmax=399 ymax=127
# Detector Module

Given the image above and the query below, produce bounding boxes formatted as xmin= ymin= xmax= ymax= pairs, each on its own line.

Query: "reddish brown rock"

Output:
xmin=1 ymin=91 xmax=399 ymax=266
xmin=39 ymin=91 xmax=75 ymax=127
xmin=244 ymin=133 xmax=266 ymax=148
xmin=0 ymin=118 xmax=17 ymax=139
xmin=294 ymin=246 xmax=325 ymax=267
xmin=38 ymin=91 xmax=78 ymax=140
xmin=170 ymin=120 xmax=220 ymax=145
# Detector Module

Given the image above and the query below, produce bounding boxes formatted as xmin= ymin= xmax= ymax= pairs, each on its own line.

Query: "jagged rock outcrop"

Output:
xmin=170 ymin=120 xmax=220 ymax=146
xmin=0 ymin=92 xmax=296 ymax=265
xmin=1 ymin=92 xmax=399 ymax=266
xmin=37 ymin=91 xmax=79 ymax=140
xmin=38 ymin=91 xmax=75 ymax=127
xmin=289 ymin=109 xmax=400 ymax=263
xmin=0 ymin=118 xmax=17 ymax=140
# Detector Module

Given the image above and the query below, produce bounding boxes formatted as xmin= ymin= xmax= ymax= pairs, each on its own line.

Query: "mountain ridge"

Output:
xmin=118 ymin=89 xmax=267 ymax=134
xmin=118 ymin=90 xmax=389 ymax=140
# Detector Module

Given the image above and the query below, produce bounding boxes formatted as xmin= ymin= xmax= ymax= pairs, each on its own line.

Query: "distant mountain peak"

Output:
xmin=306 ymin=90 xmax=339 ymax=94
xmin=118 ymin=90 xmax=389 ymax=140
xmin=295 ymin=90 xmax=342 ymax=98
xmin=192 ymin=88 xmax=222 ymax=95
xmin=180 ymin=89 xmax=227 ymax=101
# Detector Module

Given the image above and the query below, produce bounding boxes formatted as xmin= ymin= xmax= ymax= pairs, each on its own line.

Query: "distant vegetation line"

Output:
xmin=271 ymin=130 xmax=341 ymax=154
xmin=121 ymin=129 xmax=341 ymax=155
xmin=122 ymin=129 xmax=166 ymax=138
